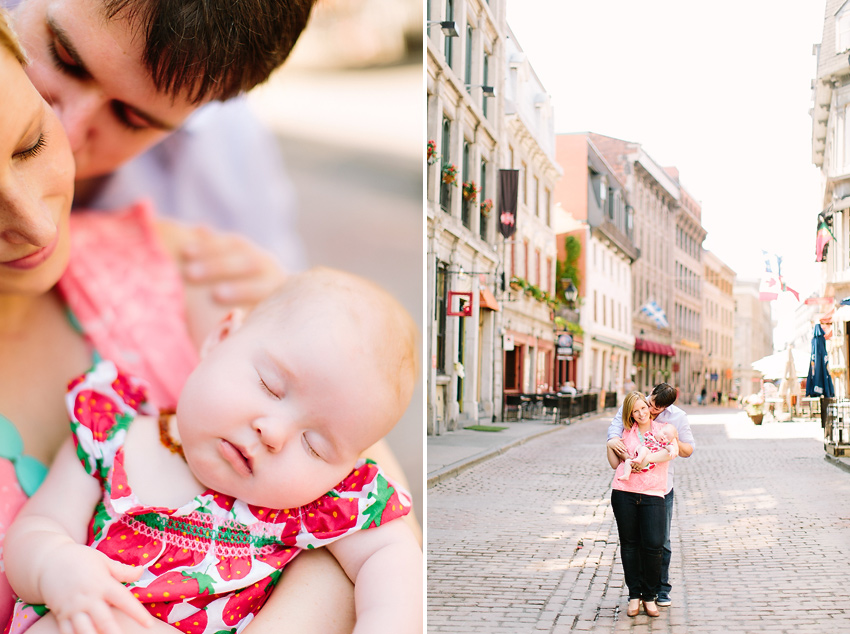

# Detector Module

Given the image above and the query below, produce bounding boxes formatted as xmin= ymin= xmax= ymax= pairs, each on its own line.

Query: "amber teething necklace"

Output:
xmin=158 ymin=410 xmax=185 ymax=459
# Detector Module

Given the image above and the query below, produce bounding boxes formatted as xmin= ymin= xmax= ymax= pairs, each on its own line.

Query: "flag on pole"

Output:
xmin=759 ymin=251 xmax=800 ymax=302
xmin=640 ymin=300 xmax=669 ymax=329
xmin=815 ymin=211 xmax=835 ymax=263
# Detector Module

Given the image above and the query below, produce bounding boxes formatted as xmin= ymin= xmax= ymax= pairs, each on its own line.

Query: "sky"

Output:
xmin=506 ymin=1 xmax=827 ymax=313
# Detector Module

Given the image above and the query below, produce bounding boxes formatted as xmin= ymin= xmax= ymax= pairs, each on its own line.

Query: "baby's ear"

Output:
xmin=200 ymin=309 xmax=246 ymax=358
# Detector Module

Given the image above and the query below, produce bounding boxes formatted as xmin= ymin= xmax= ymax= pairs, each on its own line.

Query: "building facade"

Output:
xmin=553 ymin=134 xmax=638 ymax=398
xmin=812 ymin=0 xmax=850 ymax=399
xmin=588 ymin=134 xmax=679 ymax=393
xmin=426 ymin=0 xmax=504 ymax=434
xmin=499 ymin=27 xmax=561 ymax=398
xmin=733 ymin=280 xmax=774 ymax=398
xmin=702 ymin=250 xmax=736 ymax=401
xmin=669 ymin=174 xmax=707 ymax=403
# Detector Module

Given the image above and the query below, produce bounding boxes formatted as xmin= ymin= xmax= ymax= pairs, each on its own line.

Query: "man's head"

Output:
xmin=648 ymin=383 xmax=677 ymax=418
xmin=14 ymin=0 xmax=315 ymax=179
xmin=176 ymin=267 xmax=418 ymax=509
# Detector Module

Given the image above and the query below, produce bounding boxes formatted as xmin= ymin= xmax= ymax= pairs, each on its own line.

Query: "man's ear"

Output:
xmin=200 ymin=309 xmax=246 ymax=358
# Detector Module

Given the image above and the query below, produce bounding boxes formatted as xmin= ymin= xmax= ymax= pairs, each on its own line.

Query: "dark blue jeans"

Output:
xmin=611 ymin=489 xmax=667 ymax=601
xmin=659 ymin=489 xmax=674 ymax=598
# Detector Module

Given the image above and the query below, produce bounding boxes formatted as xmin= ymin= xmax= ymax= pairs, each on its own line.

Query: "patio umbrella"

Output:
xmin=777 ymin=346 xmax=802 ymax=415
xmin=806 ymin=324 xmax=834 ymax=429
xmin=806 ymin=323 xmax=834 ymax=398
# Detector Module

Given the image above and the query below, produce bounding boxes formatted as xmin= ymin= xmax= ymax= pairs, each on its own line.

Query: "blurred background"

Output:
xmin=247 ymin=0 xmax=424 ymax=520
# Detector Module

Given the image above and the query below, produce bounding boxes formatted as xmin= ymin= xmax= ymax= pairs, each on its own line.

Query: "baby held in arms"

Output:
xmin=4 ymin=268 xmax=421 ymax=634
xmin=617 ymin=423 xmax=679 ymax=481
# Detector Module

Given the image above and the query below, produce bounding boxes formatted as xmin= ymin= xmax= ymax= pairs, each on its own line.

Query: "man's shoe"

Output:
xmin=656 ymin=595 xmax=671 ymax=607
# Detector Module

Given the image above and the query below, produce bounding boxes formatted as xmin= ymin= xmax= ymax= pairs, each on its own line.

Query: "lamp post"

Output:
xmin=426 ymin=20 xmax=459 ymax=37
xmin=561 ymin=278 xmax=578 ymax=307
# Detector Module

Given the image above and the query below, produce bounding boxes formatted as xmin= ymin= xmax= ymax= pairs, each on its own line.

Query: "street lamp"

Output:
xmin=562 ymin=278 xmax=578 ymax=306
xmin=426 ymin=20 xmax=459 ymax=37
xmin=465 ymin=84 xmax=496 ymax=97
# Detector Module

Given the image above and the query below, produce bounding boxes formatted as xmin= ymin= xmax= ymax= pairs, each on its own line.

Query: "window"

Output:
xmin=464 ymin=24 xmax=473 ymax=90
xmin=521 ymin=161 xmax=527 ymax=204
xmin=546 ymin=257 xmax=552 ymax=293
xmin=838 ymin=6 xmax=850 ymax=52
xmin=445 ymin=0 xmax=454 ymax=68
xmin=435 ymin=264 xmax=448 ymax=373
xmin=545 ymin=188 xmax=551 ymax=226
xmin=462 ymin=141 xmax=471 ymax=228
xmin=479 ymin=157 xmax=488 ymax=241
xmin=535 ymin=249 xmax=541 ymax=286
xmin=523 ymin=239 xmax=529 ymax=278
xmin=440 ymin=117 xmax=451 ymax=212
xmin=533 ymin=176 xmax=539 ymax=217
xmin=482 ymin=51 xmax=490 ymax=118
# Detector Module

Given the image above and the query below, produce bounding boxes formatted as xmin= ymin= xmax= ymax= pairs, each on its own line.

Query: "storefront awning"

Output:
xmin=634 ymin=337 xmax=675 ymax=357
xmin=479 ymin=285 xmax=500 ymax=311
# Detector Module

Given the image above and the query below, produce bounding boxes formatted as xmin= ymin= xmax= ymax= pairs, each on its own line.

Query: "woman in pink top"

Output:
xmin=607 ymin=392 xmax=678 ymax=618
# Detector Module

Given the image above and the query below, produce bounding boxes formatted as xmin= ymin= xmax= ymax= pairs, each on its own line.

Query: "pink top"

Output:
xmin=611 ymin=420 xmax=671 ymax=497
xmin=1 ymin=203 xmax=199 ymax=626
xmin=58 ymin=201 xmax=199 ymax=410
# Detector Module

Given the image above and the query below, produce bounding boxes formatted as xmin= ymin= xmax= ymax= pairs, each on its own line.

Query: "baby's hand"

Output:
xmin=667 ymin=438 xmax=679 ymax=458
xmin=39 ymin=543 xmax=152 ymax=634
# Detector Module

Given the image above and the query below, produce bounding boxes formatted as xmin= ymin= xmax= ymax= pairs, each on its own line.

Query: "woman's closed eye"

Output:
xmin=15 ymin=134 xmax=48 ymax=161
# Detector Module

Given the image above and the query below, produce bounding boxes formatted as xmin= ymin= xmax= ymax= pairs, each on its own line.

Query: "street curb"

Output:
xmin=427 ymin=410 xmax=614 ymax=489
xmin=824 ymin=453 xmax=850 ymax=474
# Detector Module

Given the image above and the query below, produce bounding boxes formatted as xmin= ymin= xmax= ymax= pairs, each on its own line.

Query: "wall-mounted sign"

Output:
xmin=446 ymin=291 xmax=473 ymax=317
xmin=556 ymin=332 xmax=573 ymax=357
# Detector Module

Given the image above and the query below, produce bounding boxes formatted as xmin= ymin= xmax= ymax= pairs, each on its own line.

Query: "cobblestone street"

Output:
xmin=427 ymin=407 xmax=850 ymax=632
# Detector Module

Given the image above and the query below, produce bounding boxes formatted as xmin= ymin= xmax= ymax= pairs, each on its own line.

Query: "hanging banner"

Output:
xmin=499 ymin=169 xmax=519 ymax=239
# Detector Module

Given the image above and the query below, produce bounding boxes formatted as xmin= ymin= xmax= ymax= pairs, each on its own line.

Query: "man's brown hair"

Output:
xmin=102 ymin=0 xmax=316 ymax=104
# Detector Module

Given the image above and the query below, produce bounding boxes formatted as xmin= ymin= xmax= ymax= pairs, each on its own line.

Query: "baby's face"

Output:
xmin=176 ymin=291 xmax=401 ymax=510
xmin=659 ymin=424 xmax=677 ymax=442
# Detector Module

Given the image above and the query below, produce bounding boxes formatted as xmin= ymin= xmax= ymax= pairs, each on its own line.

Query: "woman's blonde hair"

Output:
xmin=622 ymin=391 xmax=648 ymax=430
xmin=0 ymin=9 xmax=28 ymax=65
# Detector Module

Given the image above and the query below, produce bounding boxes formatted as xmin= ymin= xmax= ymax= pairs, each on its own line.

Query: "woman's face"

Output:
xmin=632 ymin=398 xmax=650 ymax=426
xmin=0 ymin=45 xmax=74 ymax=297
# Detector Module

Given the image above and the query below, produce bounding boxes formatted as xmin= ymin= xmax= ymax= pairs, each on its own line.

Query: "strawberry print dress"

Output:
xmin=5 ymin=361 xmax=411 ymax=634
xmin=632 ymin=431 xmax=670 ymax=474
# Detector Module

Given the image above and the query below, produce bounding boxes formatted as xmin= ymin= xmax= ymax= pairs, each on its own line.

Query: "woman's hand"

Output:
xmin=607 ymin=437 xmax=628 ymax=461
xmin=178 ymin=225 xmax=287 ymax=307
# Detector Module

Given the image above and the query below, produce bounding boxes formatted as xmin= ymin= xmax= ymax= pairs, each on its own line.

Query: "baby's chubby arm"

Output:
xmin=4 ymin=440 xmax=153 ymax=634
xmin=327 ymin=519 xmax=422 ymax=634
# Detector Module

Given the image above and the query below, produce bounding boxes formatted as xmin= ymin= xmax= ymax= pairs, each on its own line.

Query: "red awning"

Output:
xmin=634 ymin=337 xmax=675 ymax=357
xmin=479 ymin=285 xmax=500 ymax=311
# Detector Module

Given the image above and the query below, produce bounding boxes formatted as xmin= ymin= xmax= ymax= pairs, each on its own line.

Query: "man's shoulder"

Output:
xmin=661 ymin=404 xmax=688 ymax=424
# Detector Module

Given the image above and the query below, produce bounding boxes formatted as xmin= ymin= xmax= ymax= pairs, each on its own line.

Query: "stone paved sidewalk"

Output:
xmin=426 ymin=407 xmax=850 ymax=633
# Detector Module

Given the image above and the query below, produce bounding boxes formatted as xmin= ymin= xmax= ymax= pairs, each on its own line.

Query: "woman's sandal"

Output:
xmin=626 ymin=599 xmax=641 ymax=617
xmin=643 ymin=600 xmax=660 ymax=617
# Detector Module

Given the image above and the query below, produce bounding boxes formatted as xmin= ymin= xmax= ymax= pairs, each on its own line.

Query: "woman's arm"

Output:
xmin=633 ymin=441 xmax=678 ymax=469
xmin=607 ymin=443 xmax=622 ymax=470
xmin=327 ymin=520 xmax=422 ymax=634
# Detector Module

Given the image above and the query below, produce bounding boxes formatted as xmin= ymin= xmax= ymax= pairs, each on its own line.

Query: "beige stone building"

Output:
xmin=668 ymin=174 xmax=707 ymax=403
xmin=733 ymin=280 xmax=774 ymax=398
xmin=702 ymin=250 xmax=736 ymax=401
xmin=426 ymin=0 xmax=504 ymax=433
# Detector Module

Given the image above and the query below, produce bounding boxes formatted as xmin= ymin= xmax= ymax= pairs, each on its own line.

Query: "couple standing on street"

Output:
xmin=605 ymin=384 xmax=696 ymax=618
